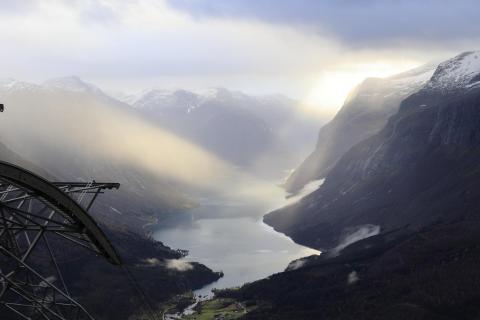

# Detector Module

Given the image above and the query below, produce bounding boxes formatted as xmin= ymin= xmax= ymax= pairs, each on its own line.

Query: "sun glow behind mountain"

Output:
xmin=302 ymin=60 xmax=421 ymax=117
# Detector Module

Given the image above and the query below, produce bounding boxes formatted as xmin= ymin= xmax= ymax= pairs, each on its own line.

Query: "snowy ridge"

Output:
xmin=347 ymin=63 xmax=436 ymax=103
xmin=426 ymin=51 xmax=480 ymax=91
xmin=120 ymin=88 xmax=177 ymax=107
xmin=201 ymin=87 xmax=249 ymax=102
xmin=124 ymin=87 xmax=253 ymax=109
xmin=132 ymin=88 xmax=199 ymax=111
xmin=43 ymin=76 xmax=104 ymax=95
xmin=386 ymin=62 xmax=436 ymax=96
xmin=0 ymin=78 xmax=39 ymax=93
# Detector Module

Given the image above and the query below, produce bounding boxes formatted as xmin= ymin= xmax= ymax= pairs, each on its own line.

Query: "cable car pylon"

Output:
xmin=0 ymin=160 xmax=121 ymax=320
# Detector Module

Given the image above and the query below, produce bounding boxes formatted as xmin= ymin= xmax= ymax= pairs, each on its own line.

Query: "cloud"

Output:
xmin=330 ymin=224 xmax=380 ymax=256
xmin=347 ymin=271 xmax=359 ymax=285
xmin=0 ymin=0 xmax=37 ymax=15
xmin=286 ymin=258 xmax=306 ymax=271
xmin=0 ymin=0 xmax=344 ymax=96
xmin=0 ymin=0 xmax=467 ymax=110
xmin=76 ymin=0 xmax=119 ymax=24
xmin=143 ymin=258 xmax=193 ymax=271
xmin=165 ymin=259 xmax=194 ymax=272
xmin=166 ymin=0 xmax=480 ymax=47
xmin=143 ymin=258 xmax=163 ymax=266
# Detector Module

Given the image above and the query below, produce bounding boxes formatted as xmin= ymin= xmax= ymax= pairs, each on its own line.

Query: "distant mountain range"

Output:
xmin=0 ymin=76 xmax=322 ymax=227
xmin=0 ymin=76 xmax=325 ymax=317
xmin=0 ymin=128 xmax=221 ymax=320
xmin=118 ymin=86 xmax=321 ymax=177
xmin=0 ymin=78 xmax=191 ymax=232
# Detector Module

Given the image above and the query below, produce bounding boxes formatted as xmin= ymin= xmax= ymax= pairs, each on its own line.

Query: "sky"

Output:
xmin=0 ymin=0 xmax=479 ymax=115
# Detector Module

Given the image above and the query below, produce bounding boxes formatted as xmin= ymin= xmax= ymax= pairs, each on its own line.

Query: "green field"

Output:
xmin=182 ymin=298 xmax=249 ymax=320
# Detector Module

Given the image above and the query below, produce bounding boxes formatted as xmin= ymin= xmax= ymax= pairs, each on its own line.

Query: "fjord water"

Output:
xmin=153 ymin=178 xmax=323 ymax=296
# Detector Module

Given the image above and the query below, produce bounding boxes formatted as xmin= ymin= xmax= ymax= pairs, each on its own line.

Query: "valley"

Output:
xmin=1 ymin=3 xmax=479 ymax=320
xmin=2 ymin=47 xmax=480 ymax=320
xmin=160 ymin=51 xmax=480 ymax=320
xmin=153 ymin=178 xmax=320 ymax=297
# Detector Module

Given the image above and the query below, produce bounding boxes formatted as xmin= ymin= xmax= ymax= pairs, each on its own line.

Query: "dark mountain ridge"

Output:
xmin=265 ymin=51 xmax=480 ymax=250
xmin=213 ymin=51 xmax=480 ymax=320
xmin=285 ymin=63 xmax=436 ymax=193
xmin=221 ymin=219 xmax=480 ymax=319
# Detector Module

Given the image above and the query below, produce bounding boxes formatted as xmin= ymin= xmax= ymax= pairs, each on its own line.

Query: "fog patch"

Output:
xmin=143 ymin=258 xmax=162 ymax=266
xmin=347 ymin=271 xmax=359 ymax=285
xmin=0 ymin=90 xmax=232 ymax=191
xmin=142 ymin=258 xmax=193 ymax=272
xmin=286 ymin=258 xmax=306 ymax=271
xmin=165 ymin=259 xmax=193 ymax=272
xmin=331 ymin=224 xmax=380 ymax=256
xmin=284 ymin=178 xmax=325 ymax=205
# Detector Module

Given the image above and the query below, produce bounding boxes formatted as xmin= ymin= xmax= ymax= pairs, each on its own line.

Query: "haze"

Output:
xmin=1 ymin=1 xmax=479 ymax=118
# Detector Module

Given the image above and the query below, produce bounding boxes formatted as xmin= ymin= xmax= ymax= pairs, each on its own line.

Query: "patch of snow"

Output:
xmin=0 ymin=78 xmax=39 ymax=92
xmin=386 ymin=62 xmax=436 ymax=96
xmin=109 ymin=206 xmax=122 ymax=215
xmin=426 ymin=51 xmax=480 ymax=91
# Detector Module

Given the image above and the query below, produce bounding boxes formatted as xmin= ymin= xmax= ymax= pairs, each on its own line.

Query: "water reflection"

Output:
xmin=153 ymin=179 xmax=323 ymax=295
xmin=155 ymin=215 xmax=318 ymax=295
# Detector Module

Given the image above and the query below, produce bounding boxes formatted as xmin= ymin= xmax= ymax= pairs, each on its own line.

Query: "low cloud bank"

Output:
xmin=331 ymin=224 xmax=380 ymax=256
xmin=347 ymin=271 xmax=359 ymax=285
xmin=286 ymin=258 xmax=306 ymax=271
xmin=143 ymin=258 xmax=193 ymax=272
xmin=165 ymin=259 xmax=193 ymax=272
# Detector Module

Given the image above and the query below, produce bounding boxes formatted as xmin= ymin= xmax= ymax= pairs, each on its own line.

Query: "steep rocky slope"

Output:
xmin=285 ymin=63 xmax=436 ymax=193
xmin=219 ymin=51 xmax=480 ymax=320
xmin=221 ymin=220 xmax=480 ymax=319
xmin=266 ymin=51 xmax=480 ymax=250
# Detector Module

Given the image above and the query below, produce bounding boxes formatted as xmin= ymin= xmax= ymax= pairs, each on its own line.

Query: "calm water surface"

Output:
xmin=153 ymin=179 xmax=323 ymax=295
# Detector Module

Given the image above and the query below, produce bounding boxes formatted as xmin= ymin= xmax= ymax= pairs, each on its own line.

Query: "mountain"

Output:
xmin=124 ymin=87 xmax=321 ymax=178
xmin=44 ymin=76 xmax=132 ymax=109
xmin=284 ymin=63 xmax=436 ymax=193
xmin=0 ymin=79 xmax=195 ymax=232
xmin=208 ymin=51 xmax=480 ymax=320
xmin=219 ymin=219 xmax=480 ymax=319
xmin=0 ymin=81 xmax=221 ymax=320
xmin=265 ymin=51 xmax=480 ymax=250
xmin=44 ymin=76 xmax=105 ymax=95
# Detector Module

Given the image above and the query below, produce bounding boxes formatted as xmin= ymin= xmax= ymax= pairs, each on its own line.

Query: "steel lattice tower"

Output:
xmin=0 ymin=161 xmax=121 ymax=319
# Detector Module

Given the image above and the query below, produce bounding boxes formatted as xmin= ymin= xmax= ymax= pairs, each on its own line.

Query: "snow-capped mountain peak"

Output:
xmin=385 ymin=62 xmax=436 ymax=95
xmin=202 ymin=87 xmax=250 ymax=103
xmin=427 ymin=51 xmax=480 ymax=91
xmin=131 ymin=88 xmax=199 ymax=111
xmin=43 ymin=76 xmax=103 ymax=95
xmin=0 ymin=78 xmax=39 ymax=92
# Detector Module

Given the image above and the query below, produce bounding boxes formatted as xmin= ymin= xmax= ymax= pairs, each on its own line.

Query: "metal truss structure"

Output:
xmin=0 ymin=161 xmax=120 ymax=319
